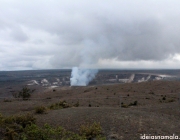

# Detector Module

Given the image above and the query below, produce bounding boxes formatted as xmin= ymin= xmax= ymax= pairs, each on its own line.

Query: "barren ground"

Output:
xmin=1 ymin=81 xmax=180 ymax=139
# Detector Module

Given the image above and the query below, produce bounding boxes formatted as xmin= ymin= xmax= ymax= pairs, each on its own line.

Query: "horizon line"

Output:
xmin=1 ymin=68 xmax=180 ymax=72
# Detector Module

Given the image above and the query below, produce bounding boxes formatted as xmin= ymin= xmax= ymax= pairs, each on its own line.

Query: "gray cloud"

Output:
xmin=1 ymin=0 xmax=180 ymax=70
xmin=10 ymin=26 xmax=28 ymax=42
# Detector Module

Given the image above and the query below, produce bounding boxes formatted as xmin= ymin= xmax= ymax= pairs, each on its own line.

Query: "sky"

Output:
xmin=1 ymin=0 xmax=180 ymax=70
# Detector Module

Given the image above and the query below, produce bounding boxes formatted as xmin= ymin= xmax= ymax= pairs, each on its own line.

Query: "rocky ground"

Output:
xmin=0 ymin=81 xmax=180 ymax=139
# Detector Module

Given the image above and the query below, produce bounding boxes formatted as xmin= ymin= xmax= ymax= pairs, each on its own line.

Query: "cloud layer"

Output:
xmin=1 ymin=0 xmax=180 ymax=70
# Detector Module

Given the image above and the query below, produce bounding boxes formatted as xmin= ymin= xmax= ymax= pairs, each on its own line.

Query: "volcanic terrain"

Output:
xmin=0 ymin=80 xmax=180 ymax=139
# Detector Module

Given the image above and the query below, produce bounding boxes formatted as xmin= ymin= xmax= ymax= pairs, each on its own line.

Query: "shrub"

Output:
xmin=133 ymin=101 xmax=138 ymax=106
xmin=5 ymin=127 xmax=18 ymax=140
xmin=0 ymin=114 xmax=105 ymax=140
xmin=13 ymin=87 xmax=34 ymax=100
xmin=129 ymin=101 xmax=138 ymax=106
xmin=1 ymin=113 xmax=105 ymax=140
xmin=167 ymin=99 xmax=175 ymax=102
xmin=24 ymin=124 xmax=87 ymax=140
xmin=121 ymin=104 xmax=129 ymax=108
xmin=35 ymin=106 xmax=47 ymax=114
xmin=3 ymin=123 xmax=85 ymax=140
xmin=49 ymin=104 xmax=56 ymax=110
xmin=49 ymin=100 xmax=71 ymax=110
xmin=79 ymin=122 xmax=104 ymax=139
xmin=10 ymin=113 xmax=36 ymax=128
xmin=1 ymin=113 xmax=36 ymax=139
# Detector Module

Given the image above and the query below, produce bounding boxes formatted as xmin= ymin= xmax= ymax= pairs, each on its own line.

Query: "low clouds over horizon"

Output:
xmin=1 ymin=0 xmax=180 ymax=70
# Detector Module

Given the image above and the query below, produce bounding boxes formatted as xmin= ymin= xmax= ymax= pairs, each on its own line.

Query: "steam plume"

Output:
xmin=70 ymin=67 xmax=98 ymax=86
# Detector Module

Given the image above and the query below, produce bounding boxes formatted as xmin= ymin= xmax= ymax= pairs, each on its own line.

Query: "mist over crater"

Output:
xmin=70 ymin=67 xmax=98 ymax=86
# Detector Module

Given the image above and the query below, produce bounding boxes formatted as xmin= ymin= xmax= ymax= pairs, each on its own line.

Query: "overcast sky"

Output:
xmin=1 ymin=0 xmax=180 ymax=70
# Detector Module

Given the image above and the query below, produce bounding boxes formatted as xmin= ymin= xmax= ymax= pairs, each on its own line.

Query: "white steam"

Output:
xmin=70 ymin=40 xmax=98 ymax=86
xmin=70 ymin=67 xmax=98 ymax=86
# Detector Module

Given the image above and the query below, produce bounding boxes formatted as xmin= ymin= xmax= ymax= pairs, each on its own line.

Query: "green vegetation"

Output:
xmin=0 ymin=113 xmax=36 ymax=139
xmin=13 ymin=87 xmax=35 ymax=100
xmin=37 ymin=100 xmax=79 ymax=112
xmin=121 ymin=104 xmax=129 ymax=108
xmin=79 ymin=122 xmax=105 ymax=140
xmin=49 ymin=100 xmax=71 ymax=110
xmin=1 ymin=113 xmax=36 ymax=128
xmin=0 ymin=113 xmax=105 ymax=140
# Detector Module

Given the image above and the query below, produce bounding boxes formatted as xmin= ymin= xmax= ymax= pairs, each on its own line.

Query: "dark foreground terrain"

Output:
xmin=0 ymin=80 xmax=180 ymax=139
